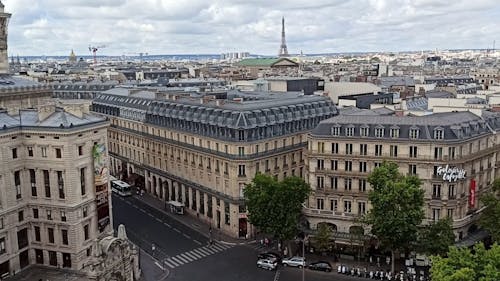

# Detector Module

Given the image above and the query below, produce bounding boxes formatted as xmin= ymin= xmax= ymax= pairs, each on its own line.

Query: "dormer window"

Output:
xmin=345 ymin=127 xmax=355 ymax=137
xmin=409 ymin=128 xmax=420 ymax=139
xmin=434 ymin=128 xmax=444 ymax=140
xmin=375 ymin=127 xmax=384 ymax=138
xmin=360 ymin=126 xmax=369 ymax=137
xmin=331 ymin=126 xmax=341 ymax=136
xmin=390 ymin=127 xmax=400 ymax=138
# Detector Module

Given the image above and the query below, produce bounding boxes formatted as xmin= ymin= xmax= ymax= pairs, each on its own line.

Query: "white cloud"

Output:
xmin=2 ymin=0 xmax=499 ymax=56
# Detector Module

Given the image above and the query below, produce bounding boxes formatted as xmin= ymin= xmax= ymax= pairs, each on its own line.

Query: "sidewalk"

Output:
xmin=131 ymin=191 xmax=256 ymax=246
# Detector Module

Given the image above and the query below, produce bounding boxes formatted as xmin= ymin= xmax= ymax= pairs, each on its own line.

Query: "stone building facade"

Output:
xmin=92 ymin=89 xmax=336 ymax=238
xmin=306 ymin=109 xmax=500 ymax=244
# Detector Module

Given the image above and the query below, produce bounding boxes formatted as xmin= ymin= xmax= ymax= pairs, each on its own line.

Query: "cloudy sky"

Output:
xmin=2 ymin=0 xmax=499 ymax=56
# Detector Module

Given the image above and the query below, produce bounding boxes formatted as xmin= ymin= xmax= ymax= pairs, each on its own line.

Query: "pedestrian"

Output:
xmin=264 ymin=237 xmax=269 ymax=247
xmin=260 ymin=238 xmax=264 ymax=246
xmin=386 ymin=256 xmax=391 ymax=266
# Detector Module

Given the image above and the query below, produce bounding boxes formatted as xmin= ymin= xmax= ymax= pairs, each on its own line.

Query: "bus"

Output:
xmin=111 ymin=180 xmax=133 ymax=196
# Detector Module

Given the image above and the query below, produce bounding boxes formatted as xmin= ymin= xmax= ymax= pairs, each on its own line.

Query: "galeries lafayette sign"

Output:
xmin=437 ymin=165 xmax=467 ymax=182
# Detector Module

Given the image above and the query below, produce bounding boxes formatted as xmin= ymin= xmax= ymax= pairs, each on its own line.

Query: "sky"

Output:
xmin=2 ymin=0 xmax=500 ymax=56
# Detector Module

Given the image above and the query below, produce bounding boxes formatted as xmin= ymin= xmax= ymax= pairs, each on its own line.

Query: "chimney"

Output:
xmin=37 ymin=103 xmax=56 ymax=121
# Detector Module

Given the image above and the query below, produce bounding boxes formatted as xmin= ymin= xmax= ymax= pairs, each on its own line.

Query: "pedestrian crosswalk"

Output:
xmin=163 ymin=242 xmax=233 ymax=269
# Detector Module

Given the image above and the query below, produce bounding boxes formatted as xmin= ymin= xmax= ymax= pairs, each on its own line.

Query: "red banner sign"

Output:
xmin=469 ymin=179 xmax=476 ymax=208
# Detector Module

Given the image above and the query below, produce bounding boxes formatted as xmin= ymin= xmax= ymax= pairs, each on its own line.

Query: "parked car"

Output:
xmin=282 ymin=256 xmax=306 ymax=268
xmin=257 ymin=258 xmax=277 ymax=270
xmin=257 ymin=252 xmax=282 ymax=263
xmin=308 ymin=261 xmax=332 ymax=272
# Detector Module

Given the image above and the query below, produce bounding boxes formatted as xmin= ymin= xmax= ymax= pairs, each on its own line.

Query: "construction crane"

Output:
xmin=88 ymin=45 xmax=106 ymax=64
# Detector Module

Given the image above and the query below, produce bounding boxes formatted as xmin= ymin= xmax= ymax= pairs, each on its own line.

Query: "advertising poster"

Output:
xmin=93 ymin=143 xmax=110 ymax=233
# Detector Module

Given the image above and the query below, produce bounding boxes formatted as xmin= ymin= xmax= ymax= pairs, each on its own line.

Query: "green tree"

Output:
xmin=313 ymin=223 xmax=334 ymax=254
xmin=430 ymin=243 xmax=500 ymax=281
xmin=479 ymin=179 xmax=500 ymax=242
xmin=363 ymin=162 xmax=425 ymax=273
xmin=418 ymin=217 xmax=455 ymax=256
xmin=244 ymin=174 xmax=311 ymax=241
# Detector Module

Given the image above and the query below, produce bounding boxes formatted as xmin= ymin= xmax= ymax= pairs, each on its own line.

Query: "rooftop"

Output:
xmin=236 ymin=58 xmax=298 ymax=67
xmin=6 ymin=266 xmax=90 ymax=281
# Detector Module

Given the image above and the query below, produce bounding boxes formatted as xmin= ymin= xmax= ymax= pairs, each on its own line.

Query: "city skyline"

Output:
xmin=3 ymin=0 xmax=499 ymax=56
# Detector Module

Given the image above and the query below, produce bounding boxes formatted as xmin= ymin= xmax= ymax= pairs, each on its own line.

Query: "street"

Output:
xmin=112 ymin=193 xmax=368 ymax=281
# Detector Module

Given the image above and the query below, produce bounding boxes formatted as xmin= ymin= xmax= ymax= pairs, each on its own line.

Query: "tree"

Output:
xmin=244 ymin=174 xmax=311 ymax=241
xmin=479 ymin=179 xmax=500 ymax=242
xmin=362 ymin=162 xmax=425 ymax=273
xmin=430 ymin=243 xmax=500 ymax=281
xmin=418 ymin=218 xmax=455 ymax=256
xmin=313 ymin=223 xmax=334 ymax=254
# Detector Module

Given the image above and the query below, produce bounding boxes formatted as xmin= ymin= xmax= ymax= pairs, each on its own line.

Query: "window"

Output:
xmin=434 ymin=129 xmax=444 ymax=140
xmin=83 ymin=206 xmax=88 ymax=217
xmin=447 ymin=208 xmax=454 ymax=218
xmin=390 ymin=128 xmax=399 ymax=138
xmin=331 ymin=143 xmax=339 ymax=154
xmin=27 ymin=147 xmax=33 ymax=157
xmin=316 ymin=198 xmax=324 ymax=210
xmin=47 ymin=210 xmax=52 ymax=220
xmin=12 ymin=148 xmax=17 ymax=159
xmin=375 ymin=145 xmax=383 ymax=156
xmin=49 ymin=251 xmax=57 ymax=266
xmin=29 ymin=169 xmax=37 ymax=196
xmin=375 ymin=127 xmax=384 ymax=138
xmin=345 ymin=144 xmax=353 ymax=155
xmin=448 ymin=184 xmax=456 ymax=199
xmin=57 ymin=171 xmax=65 ymax=199
xmin=344 ymin=161 xmax=352 ymax=171
xmin=409 ymin=146 xmax=418 ymax=158
xmin=41 ymin=147 xmax=47 ymax=158
xmin=359 ymin=179 xmax=367 ymax=192
xmin=78 ymin=145 xmax=83 ymax=156
xmin=34 ymin=226 xmax=41 ymax=242
xmin=317 ymin=176 xmax=324 ymax=189
xmin=448 ymin=147 xmax=456 ymax=159
xmin=238 ymin=147 xmax=245 ymax=156
xmin=317 ymin=159 xmax=324 ymax=170
xmin=330 ymin=177 xmax=338 ymax=190
xmin=408 ymin=164 xmax=417 ymax=175
xmin=344 ymin=201 xmax=352 ymax=213
xmin=330 ymin=199 xmax=338 ymax=212
xmin=433 ymin=184 xmax=441 ymax=199
xmin=409 ymin=128 xmax=420 ymax=139
xmin=390 ymin=145 xmax=398 ymax=157
xmin=224 ymin=202 xmax=230 ymax=225
xmin=359 ymin=162 xmax=367 ymax=173
xmin=17 ymin=228 xmax=28 ymax=249
xmin=61 ymin=229 xmax=68 ymax=245
xmin=0 ymin=238 xmax=4 ymax=254
xmin=14 ymin=170 xmax=21 ymax=199
xmin=344 ymin=178 xmax=352 ymax=190
xmin=317 ymin=142 xmax=325 ymax=153
xmin=18 ymin=210 xmax=24 ymax=222
xmin=48 ymin=228 xmax=55 ymax=243
xmin=331 ymin=126 xmax=341 ymax=136
xmin=331 ymin=160 xmax=338 ymax=170
xmin=43 ymin=170 xmax=51 ymax=198
xmin=55 ymin=148 xmax=62 ymax=158
xmin=345 ymin=127 xmax=354 ymax=137
xmin=432 ymin=208 xmax=441 ymax=221
xmin=434 ymin=147 xmax=443 ymax=160
xmin=359 ymin=144 xmax=367 ymax=156
xmin=238 ymin=165 xmax=246 ymax=177
xmin=360 ymin=127 xmax=369 ymax=137
xmin=374 ymin=162 xmax=382 ymax=168
xmin=84 ymin=225 xmax=89 ymax=240
xmin=80 ymin=168 xmax=86 ymax=196
xmin=358 ymin=202 xmax=366 ymax=215
xmin=61 ymin=210 xmax=66 ymax=222
xmin=33 ymin=208 xmax=39 ymax=219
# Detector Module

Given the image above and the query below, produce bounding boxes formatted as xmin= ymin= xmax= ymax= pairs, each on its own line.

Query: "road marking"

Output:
xmin=170 ymin=256 xmax=185 ymax=265
xmin=125 ymin=200 xmax=132 ymax=205
xmin=155 ymin=218 xmax=162 ymax=222
xmin=193 ymin=239 xmax=202 ymax=245
xmin=273 ymin=270 xmax=281 ymax=281
xmin=173 ymin=228 xmax=181 ymax=233
xmin=183 ymin=234 xmax=191 ymax=239
xmin=139 ymin=208 xmax=147 ymax=213
xmin=164 ymin=260 xmax=178 ymax=268
xmin=163 ymin=222 xmax=171 ymax=228
xmin=175 ymin=254 xmax=191 ymax=263
xmin=183 ymin=251 xmax=198 ymax=260
xmin=155 ymin=261 xmax=165 ymax=270
xmin=133 ymin=205 xmax=139 ymax=209
xmin=191 ymin=248 xmax=208 ymax=257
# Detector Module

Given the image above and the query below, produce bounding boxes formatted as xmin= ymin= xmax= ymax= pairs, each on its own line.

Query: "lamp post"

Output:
xmin=302 ymin=237 xmax=305 ymax=281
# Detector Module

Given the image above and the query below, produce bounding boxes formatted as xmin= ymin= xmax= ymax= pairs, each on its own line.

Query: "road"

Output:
xmin=111 ymin=193 xmax=369 ymax=281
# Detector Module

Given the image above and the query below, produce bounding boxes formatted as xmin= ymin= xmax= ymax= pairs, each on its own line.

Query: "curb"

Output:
xmin=140 ymin=249 xmax=170 ymax=281
xmin=132 ymin=195 xmax=253 ymax=246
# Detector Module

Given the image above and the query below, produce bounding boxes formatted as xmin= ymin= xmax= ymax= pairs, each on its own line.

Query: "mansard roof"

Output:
xmin=312 ymin=110 xmax=500 ymax=141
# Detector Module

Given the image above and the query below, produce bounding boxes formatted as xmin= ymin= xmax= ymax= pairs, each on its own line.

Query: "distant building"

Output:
xmin=236 ymin=58 xmax=299 ymax=78
xmin=69 ymin=50 xmax=77 ymax=64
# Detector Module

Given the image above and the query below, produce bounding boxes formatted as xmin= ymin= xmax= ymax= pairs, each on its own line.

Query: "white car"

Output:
xmin=282 ymin=256 xmax=306 ymax=268
xmin=257 ymin=259 xmax=277 ymax=270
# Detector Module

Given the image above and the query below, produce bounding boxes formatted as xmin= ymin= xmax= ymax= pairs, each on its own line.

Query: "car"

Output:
xmin=257 ymin=258 xmax=277 ymax=270
xmin=257 ymin=252 xmax=282 ymax=263
xmin=308 ymin=261 xmax=332 ymax=272
xmin=282 ymin=256 xmax=306 ymax=268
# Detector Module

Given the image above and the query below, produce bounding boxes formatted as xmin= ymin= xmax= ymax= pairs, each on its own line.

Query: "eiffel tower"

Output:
xmin=278 ymin=17 xmax=289 ymax=57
